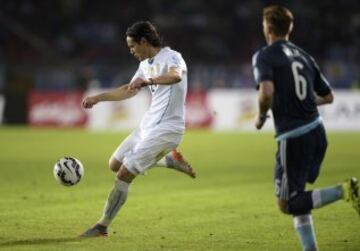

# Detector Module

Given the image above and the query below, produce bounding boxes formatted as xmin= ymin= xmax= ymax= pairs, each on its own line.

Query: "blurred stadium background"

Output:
xmin=1 ymin=1 xmax=360 ymax=250
xmin=0 ymin=0 xmax=359 ymax=129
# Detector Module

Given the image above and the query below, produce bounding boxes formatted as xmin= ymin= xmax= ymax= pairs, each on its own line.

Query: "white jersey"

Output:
xmin=131 ymin=47 xmax=187 ymax=137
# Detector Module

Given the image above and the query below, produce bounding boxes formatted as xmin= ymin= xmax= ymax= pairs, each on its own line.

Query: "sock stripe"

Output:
xmin=108 ymin=191 xmax=123 ymax=218
xmin=293 ymin=214 xmax=313 ymax=228
xmin=311 ymin=189 xmax=322 ymax=209
xmin=279 ymin=140 xmax=289 ymax=200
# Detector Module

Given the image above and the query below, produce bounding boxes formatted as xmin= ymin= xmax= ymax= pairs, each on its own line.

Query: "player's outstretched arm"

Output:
xmin=82 ymin=84 xmax=138 ymax=109
xmin=149 ymin=68 xmax=182 ymax=85
xmin=128 ymin=68 xmax=182 ymax=90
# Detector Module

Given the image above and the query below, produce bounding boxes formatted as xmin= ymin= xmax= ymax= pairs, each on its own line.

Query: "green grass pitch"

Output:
xmin=0 ymin=127 xmax=359 ymax=251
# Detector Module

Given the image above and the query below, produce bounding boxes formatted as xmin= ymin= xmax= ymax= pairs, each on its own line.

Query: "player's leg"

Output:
xmin=310 ymin=126 xmax=360 ymax=214
xmin=293 ymin=214 xmax=318 ymax=251
xmin=278 ymin=127 xmax=332 ymax=214
xmin=80 ymin=132 xmax=182 ymax=237
xmin=311 ymin=176 xmax=359 ymax=214
xmin=275 ymin=138 xmax=319 ymax=251
xmin=289 ymin=125 xmax=359 ymax=214
xmin=97 ymin=133 xmax=188 ymax=227
xmin=97 ymin=166 xmax=135 ymax=226
xmin=96 ymin=132 xmax=177 ymax=231
xmin=109 ymin=157 xmax=122 ymax=172
xmin=108 ymin=129 xmax=140 ymax=172
xmin=156 ymin=149 xmax=196 ymax=178
xmin=80 ymin=164 xmax=135 ymax=237
xmin=79 ymin=131 xmax=140 ymax=237
xmin=305 ymin=125 xmax=344 ymax=211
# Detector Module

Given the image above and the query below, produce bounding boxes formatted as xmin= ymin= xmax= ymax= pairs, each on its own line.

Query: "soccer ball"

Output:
xmin=53 ymin=157 xmax=84 ymax=186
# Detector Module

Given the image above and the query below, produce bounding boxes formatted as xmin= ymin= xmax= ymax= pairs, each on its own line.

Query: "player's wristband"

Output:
xmin=149 ymin=78 xmax=155 ymax=85
xmin=260 ymin=113 xmax=269 ymax=121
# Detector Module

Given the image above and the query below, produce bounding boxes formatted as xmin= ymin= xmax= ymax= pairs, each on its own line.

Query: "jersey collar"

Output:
xmin=147 ymin=47 xmax=170 ymax=64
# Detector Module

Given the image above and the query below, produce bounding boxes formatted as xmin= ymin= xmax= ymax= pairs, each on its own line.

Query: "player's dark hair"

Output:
xmin=263 ymin=5 xmax=294 ymax=37
xmin=126 ymin=21 xmax=162 ymax=47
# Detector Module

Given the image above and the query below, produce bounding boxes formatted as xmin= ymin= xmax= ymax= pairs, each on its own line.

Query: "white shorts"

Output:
xmin=112 ymin=128 xmax=182 ymax=175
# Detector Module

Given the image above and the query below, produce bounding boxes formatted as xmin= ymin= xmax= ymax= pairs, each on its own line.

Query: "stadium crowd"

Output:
xmin=0 ymin=0 xmax=359 ymax=91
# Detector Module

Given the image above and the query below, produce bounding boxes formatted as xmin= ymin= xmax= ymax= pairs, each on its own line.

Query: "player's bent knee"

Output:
xmin=109 ymin=157 xmax=122 ymax=173
xmin=277 ymin=199 xmax=290 ymax=214
xmin=117 ymin=165 xmax=136 ymax=183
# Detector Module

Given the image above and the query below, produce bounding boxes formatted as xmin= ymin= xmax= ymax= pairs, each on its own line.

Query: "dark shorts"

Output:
xmin=274 ymin=124 xmax=327 ymax=200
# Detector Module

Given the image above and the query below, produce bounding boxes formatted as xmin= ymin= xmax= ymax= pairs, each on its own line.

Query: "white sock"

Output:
xmin=98 ymin=179 xmax=129 ymax=227
xmin=312 ymin=185 xmax=343 ymax=209
xmin=156 ymin=156 xmax=167 ymax=167
xmin=155 ymin=154 xmax=175 ymax=168
xmin=293 ymin=214 xmax=318 ymax=251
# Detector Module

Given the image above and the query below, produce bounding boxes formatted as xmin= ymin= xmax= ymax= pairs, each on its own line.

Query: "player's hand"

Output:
xmin=255 ymin=114 xmax=268 ymax=130
xmin=128 ymin=77 xmax=150 ymax=90
xmin=82 ymin=96 xmax=98 ymax=109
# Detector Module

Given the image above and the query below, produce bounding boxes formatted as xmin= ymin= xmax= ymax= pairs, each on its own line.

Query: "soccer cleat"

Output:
xmin=169 ymin=150 xmax=196 ymax=178
xmin=79 ymin=224 xmax=108 ymax=238
xmin=342 ymin=177 xmax=360 ymax=216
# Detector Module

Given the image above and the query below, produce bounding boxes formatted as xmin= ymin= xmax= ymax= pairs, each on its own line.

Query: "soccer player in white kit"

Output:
xmin=80 ymin=21 xmax=196 ymax=237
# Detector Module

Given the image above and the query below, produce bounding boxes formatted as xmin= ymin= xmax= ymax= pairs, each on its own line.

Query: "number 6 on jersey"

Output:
xmin=291 ymin=61 xmax=307 ymax=100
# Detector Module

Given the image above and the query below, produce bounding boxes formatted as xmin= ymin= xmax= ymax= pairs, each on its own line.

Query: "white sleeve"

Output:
xmin=167 ymin=53 xmax=187 ymax=74
xmin=130 ymin=65 xmax=146 ymax=82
